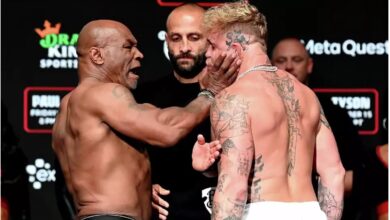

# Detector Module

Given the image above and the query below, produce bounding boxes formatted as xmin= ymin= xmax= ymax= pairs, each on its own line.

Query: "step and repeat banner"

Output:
xmin=2 ymin=0 xmax=388 ymax=219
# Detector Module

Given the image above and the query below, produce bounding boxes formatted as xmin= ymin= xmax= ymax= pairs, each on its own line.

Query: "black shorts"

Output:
xmin=80 ymin=214 xmax=136 ymax=220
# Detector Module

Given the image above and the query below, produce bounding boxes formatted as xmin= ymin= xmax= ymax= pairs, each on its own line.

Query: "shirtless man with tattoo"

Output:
xmin=51 ymin=19 xmax=239 ymax=220
xmin=193 ymin=2 xmax=345 ymax=220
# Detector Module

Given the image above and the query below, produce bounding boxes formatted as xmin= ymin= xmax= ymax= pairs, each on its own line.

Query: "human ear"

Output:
xmin=89 ymin=47 xmax=104 ymax=65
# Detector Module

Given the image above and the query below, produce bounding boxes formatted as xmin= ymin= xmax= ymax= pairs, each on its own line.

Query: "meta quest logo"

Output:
xmin=35 ymin=20 xmax=78 ymax=69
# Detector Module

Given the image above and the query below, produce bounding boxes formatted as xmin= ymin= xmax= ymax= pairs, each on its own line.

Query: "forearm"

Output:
xmin=318 ymin=167 xmax=345 ymax=220
xmin=156 ymin=95 xmax=213 ymax=146
xmin=212 ymin=174 xmax=248 ymax=220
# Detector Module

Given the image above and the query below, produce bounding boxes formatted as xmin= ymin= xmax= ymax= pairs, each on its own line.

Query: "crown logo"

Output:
xmin=35 ymin=20 xmax=61 ymax=38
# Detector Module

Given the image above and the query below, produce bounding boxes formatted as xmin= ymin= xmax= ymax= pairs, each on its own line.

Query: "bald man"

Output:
xmin=52 ymin=19 xmax=239 ymax=220
xmin=134 ymin=4 xmax=219 ymax=220
xmin=271 ymin=38 xmax=313 ymax=84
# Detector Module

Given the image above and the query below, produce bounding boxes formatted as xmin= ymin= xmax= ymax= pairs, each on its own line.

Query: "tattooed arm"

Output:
xmin=211 ymin=92 xmax=254 ymax=220
xmin=316 ymin=102 xmax=345 ymax=220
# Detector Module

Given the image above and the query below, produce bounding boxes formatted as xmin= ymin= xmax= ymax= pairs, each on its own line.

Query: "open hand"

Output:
xmin=192 ymin=134 xmax=221 ymax=171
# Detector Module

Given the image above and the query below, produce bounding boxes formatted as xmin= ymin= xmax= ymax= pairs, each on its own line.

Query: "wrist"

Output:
xmin=198 ymin=89 xmax=215 ymax=101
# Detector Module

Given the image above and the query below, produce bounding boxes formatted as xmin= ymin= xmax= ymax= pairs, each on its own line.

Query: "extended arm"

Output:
xmin=96 ymin=83 xmax=213 ymax=147
xmin=211 ymin=91 xmax=254 ymax=220
xmin=316 ymin=104 xmax=345 ymax=220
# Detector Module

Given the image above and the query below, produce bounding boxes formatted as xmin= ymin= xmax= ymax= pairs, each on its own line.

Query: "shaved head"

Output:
xmin=77 ymin=19 xmax=131 ymax=57
xmin=271 ymin=37 xmax=313 ymax=84
xmin=166 ymin=4 xmax=205 ymax=31
xmin=165 ymin=4 xmax=207 ymax=81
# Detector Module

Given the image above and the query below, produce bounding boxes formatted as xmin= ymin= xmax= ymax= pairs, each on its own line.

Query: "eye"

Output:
xmin=292 ymin=57 xmax=304 ymax=63
xmin=189 ymin=34 xmax=201 ymax=41
xmin=275 ymin=58 xmax=286 ymax=64
xmin=169 ymin=34 xmax=181 ymax=42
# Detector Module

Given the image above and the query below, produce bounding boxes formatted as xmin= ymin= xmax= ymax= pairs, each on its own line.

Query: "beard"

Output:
xmin=168 ymin=51 xmax=206 ymax=79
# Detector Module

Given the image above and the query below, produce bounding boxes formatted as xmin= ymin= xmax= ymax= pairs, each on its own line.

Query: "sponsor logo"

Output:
xmin=23 ymin=87 xmax=73 ymax=134
xmin=35 ymin=20 xmax=78 ymax=69
xmin=202 ymin=187 xmax=215 ymax=214
xmin=302 ymin=39 xmax=388 ymax=57
xmin=314 ymin=88 xmax=379 ymax=135
xmin=26 ymin=158 xmax=56 ymax=190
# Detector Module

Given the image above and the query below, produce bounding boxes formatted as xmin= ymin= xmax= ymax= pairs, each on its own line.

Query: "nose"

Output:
xmin=285 ymin=60 xmax=294 ymax=72
xmin=205 ymin=45 xmax=211 ymax=58
xmin=180 ymin=39 xmax=191 ymax=53
xmin=135 ymin=47 xmax=144 ymax=60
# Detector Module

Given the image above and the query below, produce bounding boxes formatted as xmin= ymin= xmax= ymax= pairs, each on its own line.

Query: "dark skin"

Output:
xmin=52 ymin=19 xmax=240 ymax=220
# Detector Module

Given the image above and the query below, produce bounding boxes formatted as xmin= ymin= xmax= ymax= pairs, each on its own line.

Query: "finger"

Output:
xmin=152 ymin=193 xmax=170 ymax=208
xmin=216 ymin=53 xmax=236 ymax=78
xmin=152 ymin=202 xmax=169 ymax=219
xmin=157 ymin=185 xmax=170 ymax=196
xmin=223 ymin=57 xmax=241 ymax=82
xmin=212 ymin=52 xmax=227 ymax=72
xmin=159 ymin=214 xmax=167 ymax=220
xmin=197 ymin=134 xmax=206 ymax=145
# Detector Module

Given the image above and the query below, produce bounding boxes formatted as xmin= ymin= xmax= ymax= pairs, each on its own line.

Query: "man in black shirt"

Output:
xmin=135 ymin=4 xmax=219 ymax=220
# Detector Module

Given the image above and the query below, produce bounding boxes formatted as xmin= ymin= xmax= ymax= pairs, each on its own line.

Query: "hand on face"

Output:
xmin=199 ymin=49 xmax=241 ymax=95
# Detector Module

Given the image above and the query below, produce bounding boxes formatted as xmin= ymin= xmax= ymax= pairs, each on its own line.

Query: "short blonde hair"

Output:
xmin=204 ymin=1 xmax=267 ymax=49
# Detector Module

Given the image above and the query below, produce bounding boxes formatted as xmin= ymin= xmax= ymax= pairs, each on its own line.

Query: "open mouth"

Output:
xmin=130 ymin=66 xmax=141 ymax=76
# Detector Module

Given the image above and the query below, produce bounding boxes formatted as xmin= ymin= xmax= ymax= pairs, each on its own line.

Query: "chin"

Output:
xmin=129 ymin=81 xmax=138 ymax=90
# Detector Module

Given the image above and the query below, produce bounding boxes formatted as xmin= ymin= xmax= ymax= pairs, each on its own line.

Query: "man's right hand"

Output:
xmin=192 ymin=134 xmax=221 ymax=172
xmin=200 ymin=50 xmax=241 ymax=95
xmin=152 ymin=184 xmax=170 ymax=220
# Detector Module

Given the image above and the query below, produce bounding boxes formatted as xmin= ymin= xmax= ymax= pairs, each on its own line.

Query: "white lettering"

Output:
xmin=304 ymin=39 xmax=387 ymax=56
xmin=48 ymin=46 xmax=77 ymax=58
xmin=343 ymin=39 xmax=356 ymax=57
xmin=31 ymin=95 xmax=60 ymax=108
xmin=331 ymin=96 xmax=371 ymax=110
xmin=40 ymin=58 xmax=77 ymax=69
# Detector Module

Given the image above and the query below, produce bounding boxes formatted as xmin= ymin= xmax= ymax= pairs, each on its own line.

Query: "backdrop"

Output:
xmin=2 ymin=0 xmax=388 ymax=219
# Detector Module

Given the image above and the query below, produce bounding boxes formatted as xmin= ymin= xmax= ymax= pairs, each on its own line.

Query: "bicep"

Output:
xmin=98 ymin=85 xmax=179 ymax=146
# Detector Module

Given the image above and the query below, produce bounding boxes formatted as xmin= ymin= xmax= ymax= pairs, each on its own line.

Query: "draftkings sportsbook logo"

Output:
xmin=26 ymin=158 xmax=56 ymax=190
xmin=35 ymin=20 xmax=78 ymax=69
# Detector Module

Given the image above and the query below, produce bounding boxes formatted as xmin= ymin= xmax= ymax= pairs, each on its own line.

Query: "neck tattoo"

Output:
xmin=237 ymin=64 xmax=278 ymax=80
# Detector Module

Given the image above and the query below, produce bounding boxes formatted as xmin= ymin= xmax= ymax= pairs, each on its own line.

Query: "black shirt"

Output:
xmin=134 ymin=74 xmax=217 ymax=220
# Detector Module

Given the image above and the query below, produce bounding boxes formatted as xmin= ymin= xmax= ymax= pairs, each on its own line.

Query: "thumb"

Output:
xmin=197 ymin=134 xmax=206 ymax=145
xmin=156 ymin=184 xmax=170 ymax=195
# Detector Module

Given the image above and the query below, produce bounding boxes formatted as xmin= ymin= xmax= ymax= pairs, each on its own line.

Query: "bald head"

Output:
xmin=165 ymin=4 xmax=207 ymax=82
xmin=166 ymin=4 xmax=205 ymax=31
xmin=77 ymin=19 xmax=132 ymax=57
xmin=271 ymin=38 xmax=313 ymax=84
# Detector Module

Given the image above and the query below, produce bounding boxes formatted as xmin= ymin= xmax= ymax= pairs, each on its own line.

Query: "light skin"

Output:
xmin=52 ymin=19 xmax=238 ymax=220
xmin=271 ymin=38 xmax=313 ymax=85
xmin=194 ymin=13 xmax=345 ymax=220
xmin=151 ymin=4 xmax=238 ymax=220
xmin=271 ymin=38 xmax=354 ymax=195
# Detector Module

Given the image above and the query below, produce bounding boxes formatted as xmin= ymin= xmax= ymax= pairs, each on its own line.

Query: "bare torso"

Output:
xmin=52 ymin=80 xmax=151 ymax=220
xmin=228 ymin=69 xmax=320 ymax=203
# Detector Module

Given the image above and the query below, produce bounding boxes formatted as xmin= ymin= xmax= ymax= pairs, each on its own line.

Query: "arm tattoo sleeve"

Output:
xmin=318 ymin=180 xmax=343 ymax=220
xmin=211 ymin=92 xmax=252 ymax=220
